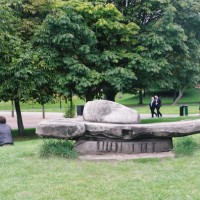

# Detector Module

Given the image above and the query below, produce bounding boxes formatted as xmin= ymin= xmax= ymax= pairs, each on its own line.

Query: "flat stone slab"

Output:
xmin=83 ymin=100 xmax=140 ymax=124
xmin=78 ymin=152 xmax=175 ymax=161
xmin=36 ymin=118 xmax=85 ymax=139
xmin=36 ymin=118 xmax=200 ymax=139
xmin=83 ymin=119 xmax=200 ymax=139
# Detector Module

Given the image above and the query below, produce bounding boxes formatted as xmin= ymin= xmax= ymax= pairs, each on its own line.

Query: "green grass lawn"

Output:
xmin=133 ymin=104 xmax=200 ymax=114
xmin=0 ymin=88 xmax=199 ymax=114
xmin=1 ymin=135 xmax=200 ymax=200
xmin=141 ymin=116 xmax=200 ymax=124
xmin=116 ymin=88 xmax=200 ymax=105
xmin=0 ymin=88 xmax=199 ymax=199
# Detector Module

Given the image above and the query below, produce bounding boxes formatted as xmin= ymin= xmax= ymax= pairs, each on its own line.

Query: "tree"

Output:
xmin=103 ymin=0 xmax=200 ymax=104
xmin=0 ymin=2 xmax=26 ymax=135
xmin=34 ymin=1 xmax=140 ymax=102
xmin=33 ymin=4 xmax=101 ymax=107
xmin=168 ymin=0 xmax=200 ymax=104
xmin=67 ymin=1 xmax=140 ymax=101
xmin=0 ymin=0 xmax=57 ymax=134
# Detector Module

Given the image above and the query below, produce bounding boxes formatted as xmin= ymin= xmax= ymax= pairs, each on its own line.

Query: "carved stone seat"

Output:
xmin=36 ymin=118 xmax=200 ymax=155
xmin=36 ymin=101 xmax=200 ymax=155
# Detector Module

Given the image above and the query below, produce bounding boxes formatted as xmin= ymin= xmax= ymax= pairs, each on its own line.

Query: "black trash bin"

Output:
xmin=77 ymin=105 xmax=84 ymax=116
xmin=180 ymin=105 xmax=184 ymax=116
xmin=184 ymin=105 xmax=188 ymax=116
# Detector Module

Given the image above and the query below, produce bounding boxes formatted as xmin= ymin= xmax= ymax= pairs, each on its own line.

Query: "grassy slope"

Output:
xmin=116 ymin=88 xmax=200 ymax=105
xmin=0 ymin=136 xmax=200 ymax=200
xmin=0 ymin=88 xmax=199 ymax=113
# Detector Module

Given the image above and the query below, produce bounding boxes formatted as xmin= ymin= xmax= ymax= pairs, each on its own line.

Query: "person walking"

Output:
xmin=149 ymin=97 xmax=157 ymax=118
xmin=155 ymin=95 xmax=162 ymax=117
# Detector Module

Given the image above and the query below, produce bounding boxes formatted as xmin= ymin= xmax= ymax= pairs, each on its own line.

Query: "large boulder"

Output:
xmin=83 ymin=100 xmax=140 ymax=124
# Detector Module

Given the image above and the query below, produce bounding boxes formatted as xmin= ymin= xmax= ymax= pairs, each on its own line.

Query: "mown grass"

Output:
xmin=134 ymin=104 xmax=200 ymax=114
xmin=116 ymin=88 xmax=200 ymax=105
xmin=141 ymin=116 xmax=200 ymax=124
xmin=0 ymin=135 xmax=200 ymax=200
xmin=0 ymin=88 xmax=199 ymax=113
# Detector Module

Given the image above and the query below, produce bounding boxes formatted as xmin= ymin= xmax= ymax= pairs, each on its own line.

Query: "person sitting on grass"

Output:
xmin=0 ymin=116 xmax=13 ymax=146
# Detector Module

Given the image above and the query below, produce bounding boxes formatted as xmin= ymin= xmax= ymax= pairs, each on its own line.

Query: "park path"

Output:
xmin=0 ymin=111 xmax=198 ymax=129
xmin=0 ymin=111 xmax=64 ymax=129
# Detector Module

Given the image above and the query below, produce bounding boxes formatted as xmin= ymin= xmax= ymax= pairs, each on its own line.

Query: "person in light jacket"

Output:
xmin=149 ymin=97 xmax=157 ymax=118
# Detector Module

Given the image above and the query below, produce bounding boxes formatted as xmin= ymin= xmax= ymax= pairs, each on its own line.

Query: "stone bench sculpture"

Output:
xmin=36 ymin=100 xmax=200 ymax=155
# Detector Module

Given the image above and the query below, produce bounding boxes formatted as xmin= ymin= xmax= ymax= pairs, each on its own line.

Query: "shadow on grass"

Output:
xmin=132 ymin=158 xmax=161 ymax=163
xmin=12 ymin=128 xmax=38 ymax=141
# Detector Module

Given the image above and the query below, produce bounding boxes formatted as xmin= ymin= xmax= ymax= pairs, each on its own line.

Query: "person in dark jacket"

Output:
xmin=0 ymin=116 xmax=13 ymax=146
xmin=155 ymin=95 xmax=162 ymax=117
xmin=149 ymin=97 xmax=157 ymax=118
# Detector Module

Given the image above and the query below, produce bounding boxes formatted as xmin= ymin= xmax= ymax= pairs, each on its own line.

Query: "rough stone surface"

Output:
xmin=83 ymin=119 xmax=200 ymax=139
xmin=74 ymin=138 xmax=173 ymax=155
xmin=36 ymin=118 xmax=200 ymax=139
xmin=36 ymin=117 xmax=200 ymax=155
xmin=83 ymin=100 xmax=140 ymax=124
xmin=36 ymin=118 xmax=85 ymax=139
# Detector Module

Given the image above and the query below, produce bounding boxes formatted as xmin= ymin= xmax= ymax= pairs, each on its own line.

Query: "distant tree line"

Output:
xmin=0 ymin=0 xmax=199 ymax=134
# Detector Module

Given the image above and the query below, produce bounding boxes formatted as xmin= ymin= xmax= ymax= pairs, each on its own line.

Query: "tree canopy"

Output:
xmin=0 ymin=0 xmax=199 ymax=133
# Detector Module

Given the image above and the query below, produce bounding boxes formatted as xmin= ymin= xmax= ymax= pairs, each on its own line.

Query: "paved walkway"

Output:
xmin=0 ymin=111 xmax=199 ymax=129
xmin=0 ymin=111 xmax=64 ymax=129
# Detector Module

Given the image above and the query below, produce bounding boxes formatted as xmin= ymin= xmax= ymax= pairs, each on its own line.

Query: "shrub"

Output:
xmin=39 ymin=139 xmax=78 ymax=158
xmin=174 ymin=136 xmax=199 ymax=155
xmin=64 ymin=103 xmax=75 ymax=118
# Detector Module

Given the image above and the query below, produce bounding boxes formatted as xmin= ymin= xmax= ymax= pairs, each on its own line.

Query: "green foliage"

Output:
xmin=64 ymin=103 xmax=75 ymax=118
xmin=39 ymin=139 xmax=78 ymax=158
xmin=33 ymin=1 xmax=140 ymax=101
xmin=174 ymin=136 xmax=199 ymax=156
xmin=0 ymin=0 xmax=58 ymax=133
xmin=104 ymin=0 xmax=200 ymax=96
xmin=33 ymin=4 xmax=100 ymax=101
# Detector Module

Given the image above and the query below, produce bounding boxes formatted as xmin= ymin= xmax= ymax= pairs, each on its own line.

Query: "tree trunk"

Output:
xmin=42 ymin=104 xmax=45 ymax=119
xmin=85 ymin=93 xmax=94 ymax=102
xmin=125 ymin=0 xmax=128 ymax=7
xmin=143 ymin=88 xmax=146 ymax=97
xmin=104 ymin=89 xmax=117 ymax=101
xmin=69 ymin=90 xmax=73 ymax=111
xmin=173 ymin=90 xmax=178 ymax=102
xmin=60 ymin=97 xmax=62 ymax=109
xmin=14 ymin=99 xmax=24 ymax=136
xmin=11 ymin=100 xmax=15 ymax=117
xmin=138 ymin=89 xmax=143 ymax=105
xmin=172 ymin=89 xmax=184 ymax=105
